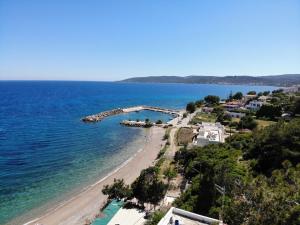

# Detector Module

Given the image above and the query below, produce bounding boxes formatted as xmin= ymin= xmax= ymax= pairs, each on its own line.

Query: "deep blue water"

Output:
xmin=0 ymin=81 xmax=276 ymax=224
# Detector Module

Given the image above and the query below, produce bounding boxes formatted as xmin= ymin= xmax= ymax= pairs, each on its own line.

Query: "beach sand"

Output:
xmin=19 ymin=127 xmax=165 ymax=225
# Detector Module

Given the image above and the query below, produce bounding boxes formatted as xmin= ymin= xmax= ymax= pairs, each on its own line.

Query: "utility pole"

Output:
xmin=215 ymin=183 xmax=225 ymax=222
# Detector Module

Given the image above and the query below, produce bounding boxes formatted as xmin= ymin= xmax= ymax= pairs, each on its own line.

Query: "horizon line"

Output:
xmin=0 ymin=73 xmax=299 ymax=82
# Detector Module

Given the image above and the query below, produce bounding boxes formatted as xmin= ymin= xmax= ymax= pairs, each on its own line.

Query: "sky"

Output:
xmin=0 ymin=0 xmax=300 ymax=81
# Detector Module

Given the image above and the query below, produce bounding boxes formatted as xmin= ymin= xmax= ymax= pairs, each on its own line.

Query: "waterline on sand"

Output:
xmin=12 ymin=127 xmax=164 ymax=225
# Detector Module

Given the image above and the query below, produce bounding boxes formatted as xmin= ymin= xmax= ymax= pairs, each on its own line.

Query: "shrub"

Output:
xmin=195 ymin=99 xmax=204 ymax=108
xmin=233 ymin=92 xmax=243 ymax=100
xmin=256 ymin=104 xmax=281 ymax=120
xmin=247 ymin=91 xmax=256 ymax=95
xmin=204 ymin=95 xmax=220 ymax=105
xmin=186 ymin=102 xmax=196 ymax=113
xmin=156 ymin=119 xmax=163 ymax=124
xmin=237 ymin=115 xmax=257 ymax=130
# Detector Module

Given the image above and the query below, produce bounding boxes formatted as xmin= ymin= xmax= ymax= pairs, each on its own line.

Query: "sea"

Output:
xmin=0 ymin=81 xmax=276 ymax=224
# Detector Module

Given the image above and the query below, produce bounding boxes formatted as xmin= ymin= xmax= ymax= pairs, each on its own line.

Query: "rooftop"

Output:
xmin=157 ymin=207 xmax=222 ymax=225
xmin=193 ymin=122 xmax=225 ymax=146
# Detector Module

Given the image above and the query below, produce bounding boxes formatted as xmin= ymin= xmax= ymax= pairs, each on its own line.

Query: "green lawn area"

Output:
xmin=176 ymin=127 xmax=194 ymax=145
xmin=189 ymin=112 xmax=216 ymax=124
xmin=255 ymin=119 xmax=276 ymax=128
xmin=231 ymin=117 xmax=240 ymax=123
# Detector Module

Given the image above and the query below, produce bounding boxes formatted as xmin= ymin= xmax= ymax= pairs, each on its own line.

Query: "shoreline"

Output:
xmin=12 ymin=126 xmax=165 ymax=225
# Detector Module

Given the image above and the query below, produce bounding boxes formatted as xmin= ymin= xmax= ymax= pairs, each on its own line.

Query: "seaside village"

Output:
xmin=83 ymin=85 xmax=300 ymax=225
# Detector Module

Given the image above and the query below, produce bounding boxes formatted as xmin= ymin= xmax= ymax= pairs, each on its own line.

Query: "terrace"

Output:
xmin=157 ymin=207 xmax=222 ymax=225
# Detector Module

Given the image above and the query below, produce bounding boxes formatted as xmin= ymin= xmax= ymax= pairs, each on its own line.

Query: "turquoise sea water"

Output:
xmin=0 ymin=81 xmax=276 ymax=224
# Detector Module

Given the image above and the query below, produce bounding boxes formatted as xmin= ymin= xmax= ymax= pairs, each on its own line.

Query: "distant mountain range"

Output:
xmin=120 ymin=74 xmax=300 ymax=87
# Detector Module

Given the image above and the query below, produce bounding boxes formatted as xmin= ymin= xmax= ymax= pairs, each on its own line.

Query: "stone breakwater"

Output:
xmin=120 ymin=120 xmax=147 ymax=127
xmin=82 ymin=108 xmax=123 ymax=122
xmin=82 ymin=105 xmax=180 ymax=123
xmin=120 ymin=120 xmax=171 ymax=128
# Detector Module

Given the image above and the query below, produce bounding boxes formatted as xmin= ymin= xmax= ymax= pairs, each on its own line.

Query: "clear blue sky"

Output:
xmin=0 ymin=0 xmax=299 ymax=81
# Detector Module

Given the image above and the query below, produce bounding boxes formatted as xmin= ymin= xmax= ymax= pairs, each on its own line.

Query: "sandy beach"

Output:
xmin=15 ymin=127 xmax=165 ymax=225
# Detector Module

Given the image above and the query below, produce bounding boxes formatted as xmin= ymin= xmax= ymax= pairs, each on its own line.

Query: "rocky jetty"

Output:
xmin=120 ymin=120 xmax=148 ymax=127
xmin=120 ymin=120 xmax=171 ymax=128
xmin=142 ymin=106 xmax=179 ymax=116
xmin=82 ymin=105 xmax=180 ymax=123
xmin=82 ymin=108 xmax=123 ymax=122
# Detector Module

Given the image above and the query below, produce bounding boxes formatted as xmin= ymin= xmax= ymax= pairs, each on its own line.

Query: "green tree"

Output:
xmin=256 ymin=104 xmax=282 ymax=120
xmin=102 ymin=179 xmax=132 ymax=201
xmin=293 ymin=98 xmax=300 ymax=115
xmin=217 ymin=113 xmax=232 ymax=124
xmin=247 ymin=91 xmax=256 ymax=95
xmin=145 ymin=211 xmax=166 ymax=225
xmin=224 ymin=162 xmax=300 ymax=225
xmin=173 ymin=116 xmax=300 ymax=225
xmin=212 ymin=106 xmax=224 ymax=115
xmin=245 ymin=119 xmax=300 ymax=174
xmin=131 ymin=167 xmax=167 ymax=207
xmin=195 ymin=99 xmax=204 ymax=108
xmin=156 ymin=119 xmax=163 ymax=124
xmin=204 ymin=95 xmax=220 ymax=105
xmin=257 ymin=92 xmax=263 ymax=97
xmin=174 ymin=144 xmax=245 ymax=218
xmin=163 ymin=167 xmax=177 ymax=184
xmin=232 ymin=92 xmax=243 ymax=100
xmin=186 ymin=102 xmax=196 ymax=113
xmin=272 ymin=89 xmax=284 ymax=94
xmin=237 ymin=115 xmax=257 ymax=130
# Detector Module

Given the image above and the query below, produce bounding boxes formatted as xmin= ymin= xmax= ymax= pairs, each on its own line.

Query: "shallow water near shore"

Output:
xmin=0 ymin=81 xmax=275 ymax=224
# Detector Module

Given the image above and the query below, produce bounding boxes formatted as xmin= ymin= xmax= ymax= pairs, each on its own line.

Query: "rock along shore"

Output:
xmin=82 ymin=105 xmax=180 ymax=123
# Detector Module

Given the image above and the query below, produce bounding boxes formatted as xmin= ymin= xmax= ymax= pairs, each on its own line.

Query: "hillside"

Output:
xmin=120 ymin=74 xmax=300 ymax=86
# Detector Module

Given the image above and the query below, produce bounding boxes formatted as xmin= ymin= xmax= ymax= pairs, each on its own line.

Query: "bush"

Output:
xmin=245 ymin=119 xmax=300 ymax=174
xmin=195 ymin=99 xmax=204 ymax=108
xmin=233 ymin=92 xmax=243 ymax=100
xmin=156 ymin=146 xmax=167 ymax=159
xmin=156 ymin=119 xmax=163 ymax=124
xmin=256 ymin=104 xmax=281 ymax=120
xmin=131 ymin=167 xmax=167 ymax=207
xmin=144 ymin=122 xmax=153 ymax=128
xmin=247 ymin=91 xmax=256 ymax=95
xmin=102 ymin=179 xmax=132 ymax=200
xmin=204 ymin=95 xmax=220 ymax=105
xmin=186 ymin=102 xmax=196 ymax=113
xmin=145 ymin=211 xmax=166 ymax=225
xmin=237 ymin=115 xmax=257 ymax=130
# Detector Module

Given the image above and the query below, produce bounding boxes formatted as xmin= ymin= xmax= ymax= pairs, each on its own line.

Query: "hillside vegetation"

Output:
xmin=174 ymin=119 xmax=300 ymax=225
xmin=121 ymin=74 xmax=300 ymax=87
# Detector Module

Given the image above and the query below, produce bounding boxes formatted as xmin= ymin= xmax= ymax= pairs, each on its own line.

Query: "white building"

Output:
xmin=283 ymin=85 xmax=300 ymax=93
xmin=246 ymin=100 xmax=264 ymax=110
xmin=193 ymin=122 xmax=225 ymax=146
xmin=225 ymin=111 xmax=246 ymax=118
xmin=157 ymin=207 xmax=222 ymax=225
xmin=258 ymin=95 xmax=270 ymax=102
xmin=243 ymin=94 xmax=257 ymax=103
